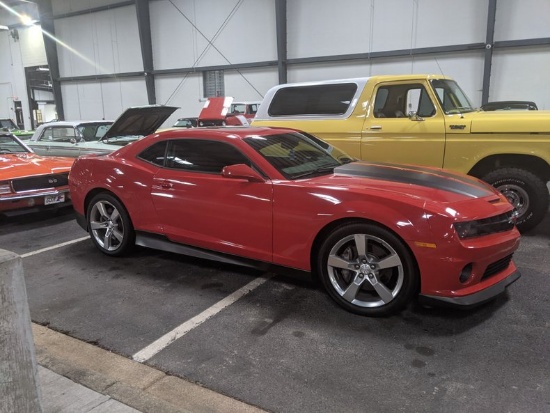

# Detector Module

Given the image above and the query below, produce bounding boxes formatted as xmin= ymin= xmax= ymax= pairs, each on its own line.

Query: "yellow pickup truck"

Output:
xmin=252 ymin=74 xmax=550 ymax=232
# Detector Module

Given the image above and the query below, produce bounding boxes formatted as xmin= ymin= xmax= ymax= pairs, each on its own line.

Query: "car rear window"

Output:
xmin=268 ymin=83 xmax=358 ymax=116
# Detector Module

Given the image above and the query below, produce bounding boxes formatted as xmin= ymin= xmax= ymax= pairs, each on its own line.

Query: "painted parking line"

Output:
xmin=21 ymin=236 xmax=90 ymax=258
xmin=133 ymin=273 xmax=275 ymax=363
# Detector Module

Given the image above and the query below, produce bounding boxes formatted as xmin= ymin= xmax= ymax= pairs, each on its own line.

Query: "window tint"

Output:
xmin=138 ymin=141 xmax=168 ymax=166
xmin=373 ymin=84 xmax=435 ymax=118
xmin=166 ymin=139 xmax=250 ymax=173
xmin=268 ymin=83 xmax=357 ymax=116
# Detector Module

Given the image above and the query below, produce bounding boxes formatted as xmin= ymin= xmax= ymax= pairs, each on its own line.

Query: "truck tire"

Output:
xmin=482 ymin=168 xmax=549 ymax=232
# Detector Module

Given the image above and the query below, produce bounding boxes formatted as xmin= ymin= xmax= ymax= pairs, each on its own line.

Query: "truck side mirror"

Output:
xmin=408 ymin=111 xmax=424 ymax=121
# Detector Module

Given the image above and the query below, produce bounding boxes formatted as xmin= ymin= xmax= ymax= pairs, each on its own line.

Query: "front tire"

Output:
xmin=87 ymin=193 xmax=135 ymax=256
xmin=483 ymin=168 xmax=549 ymax=233
xmin=317 ymin=223 xmax=419 ymax=316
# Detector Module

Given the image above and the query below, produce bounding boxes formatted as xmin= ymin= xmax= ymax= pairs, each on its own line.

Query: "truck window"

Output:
xmin=430 ymin=79 xmax=474 ymax=114
xmin=374 ymin=84 xmax=435 ymax=118
xmin=268 ymin=83 xmax=358 ymax=116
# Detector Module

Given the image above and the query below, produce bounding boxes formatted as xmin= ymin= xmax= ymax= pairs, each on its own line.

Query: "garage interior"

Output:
xmin=1 ymin=1 xmax=549 ymax=412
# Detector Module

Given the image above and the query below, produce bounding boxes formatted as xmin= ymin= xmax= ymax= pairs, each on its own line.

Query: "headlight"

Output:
xmin=0 ymin=182 xmax=12 ymax=194
xmin=453 ymin=211 xmax=517 ymax=239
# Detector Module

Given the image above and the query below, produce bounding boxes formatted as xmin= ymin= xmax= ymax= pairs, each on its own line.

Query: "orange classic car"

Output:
xmin=0 ymin=132 xmax=74 ymax=216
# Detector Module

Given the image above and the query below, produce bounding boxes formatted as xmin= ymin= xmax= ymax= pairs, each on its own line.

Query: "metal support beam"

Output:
xmin=481 ymin=0 xmax=497 ymax=105
xmin=135 ymin=0 xmax=156 ymax=104
xmin=36 ymin=0 xmax=64 ymax=121
xmin=275 ymin=0 xmax=287 ymax=84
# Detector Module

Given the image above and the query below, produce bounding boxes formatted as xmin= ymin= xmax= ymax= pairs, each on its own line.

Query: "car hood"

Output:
xmin=317 ymin=161 xmax=501 ymax=205
xmin=100 ymin=105 xmax=178 ymax=141
xmin=448 ymin=110 xmax=550 ymax=133
xmin=0 ymin=153 xmax=74 ymax=179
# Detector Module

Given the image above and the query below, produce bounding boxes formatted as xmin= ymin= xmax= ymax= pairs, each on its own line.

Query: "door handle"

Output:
xmin=370 ymin=125 xmax=382 ymax=130
xmin=160 ymin=181 xmax=173 ymax=189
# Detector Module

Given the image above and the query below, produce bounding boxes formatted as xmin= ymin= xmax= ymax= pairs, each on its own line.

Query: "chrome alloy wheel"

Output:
xmin=497 ymin=183 xmax=529 ymax=218
xmin=327 ymin=234 xmax=404 ymax=308
xmin=89 ymin=200 xmax=125 ymax=252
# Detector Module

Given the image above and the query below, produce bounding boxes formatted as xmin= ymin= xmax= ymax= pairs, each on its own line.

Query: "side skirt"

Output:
xmin=135 ymin=231 xmax=312 ymax=282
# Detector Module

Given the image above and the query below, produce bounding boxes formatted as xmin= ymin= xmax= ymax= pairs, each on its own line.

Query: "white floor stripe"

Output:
xmin=133 ymin=273 xmax=274 ymax=362
xmin=21 ymin=236 xmax=90 ymax=258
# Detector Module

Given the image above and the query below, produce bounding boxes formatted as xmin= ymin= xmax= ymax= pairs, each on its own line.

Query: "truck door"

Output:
xmin=361 ymin=82 xmax=446 ymax=168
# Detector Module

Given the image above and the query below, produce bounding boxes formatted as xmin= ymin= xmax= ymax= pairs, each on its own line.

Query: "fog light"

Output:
xmin=459 ymin=263 xmax=473 ymax=283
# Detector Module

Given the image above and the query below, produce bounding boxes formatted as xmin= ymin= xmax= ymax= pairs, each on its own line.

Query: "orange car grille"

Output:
xmin=11 ymin=173 xmax=69 ymax=192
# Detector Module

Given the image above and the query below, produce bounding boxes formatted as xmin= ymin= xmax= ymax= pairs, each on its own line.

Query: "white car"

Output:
xmin=28 ymin=105 xmax=177 ymax=157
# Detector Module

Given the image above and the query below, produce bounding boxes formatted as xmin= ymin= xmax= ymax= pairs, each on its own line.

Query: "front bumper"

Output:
xmin=0 ymin=188 xmax=71 ymax=214
xmin=418 ymin=269 xmax=521 ymax=308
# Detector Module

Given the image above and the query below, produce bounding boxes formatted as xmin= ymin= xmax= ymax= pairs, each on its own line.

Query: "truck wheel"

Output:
xmin=482 ymin=168 xmax=549 ymax=232
xmin=316 ymin=223 xmax=419 ymax=316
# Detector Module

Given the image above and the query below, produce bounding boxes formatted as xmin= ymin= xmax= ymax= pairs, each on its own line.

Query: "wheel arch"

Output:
xmin=83 ymin=188 xmax=127 ymax=225
xmin=309 ymin=217 xmax=421 ymax=290
xmin=468 ymin=154 xmax=550 ymax=182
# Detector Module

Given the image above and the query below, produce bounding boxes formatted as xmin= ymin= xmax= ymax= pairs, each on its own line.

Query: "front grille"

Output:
xmin=12 ymin=173 xmax=69 ymax=192
xmin=482 ymin=254 xmax=513 ymax=281
xmin=476 ymin=211 xmax=516 ymax=236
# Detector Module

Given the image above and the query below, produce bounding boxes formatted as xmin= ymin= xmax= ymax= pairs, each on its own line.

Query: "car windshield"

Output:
xmin=0 ymin=119 xmax=18 ymax=130
xmin=0 ymin=134 xmax=30 ymax=154
xmin=244 ymin=131 xmax=354 ymax=180
xmin=76 ymin=123 xmax=113 ymax=141
xmin=430 ymin=79 xmax=475 ymax=114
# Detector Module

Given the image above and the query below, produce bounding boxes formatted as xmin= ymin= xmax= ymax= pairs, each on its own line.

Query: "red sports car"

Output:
xmin=69 ymin=127 xmax=521 ymax=316
xmin=1 ymin=132 xmax=74 ymax=216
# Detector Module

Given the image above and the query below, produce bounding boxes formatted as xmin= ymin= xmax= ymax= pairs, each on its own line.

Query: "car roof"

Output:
xmin=153 ymin=126 xmax=296 ymax=140
xmin=38 ymin=120 xmax=113 ymax=127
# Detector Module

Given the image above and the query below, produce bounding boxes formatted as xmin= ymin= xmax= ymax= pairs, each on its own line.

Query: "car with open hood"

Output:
xmin=1 ymin=118 xmax=34 ymax=140
xmin=0 ymin=132 xmax=74 ymax=216
xmin=69 ymin=126 xmax=521 ymax=316
xmin=27 ymin=105 xmax=177 ymax=157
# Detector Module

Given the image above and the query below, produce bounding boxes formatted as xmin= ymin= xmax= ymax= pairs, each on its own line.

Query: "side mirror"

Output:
xmin=408 ymin=111 xmax=424 ymax=121
xmin=222 ymin=164 xmax=264 ymax=182
xmin=70 ymin=137 xmax=77 ymax=144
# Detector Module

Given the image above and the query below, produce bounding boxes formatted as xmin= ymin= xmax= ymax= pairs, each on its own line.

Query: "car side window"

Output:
xmin=138 ymin=141 xmax=168 ymax=166
xmin=40 ymin=127 xmax=78 ymax=142
xmin=165 ymin=139 xmax=250 ymax=173
xmin=374 ymin=84 xmax=436 ymax=118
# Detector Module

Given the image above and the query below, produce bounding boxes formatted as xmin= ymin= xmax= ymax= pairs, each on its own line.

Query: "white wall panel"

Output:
xmin=490 ymin=48 xmax=550 ymax=110
xmin=287 ymin=0 xmax=372 ymax=58
xmin=495 ymin=0 xmax=550 ymax=41
xmin=224 ymin=68 xmax=276 ymax=101
xmin=19 ymin=26 xmax=47 ymax=67
xmin=288 ymin=0 xmax=487 ymax=59
xmin=150 ymin=0 xmax=277 ymax=70
xmin=414 ymin=0 xmax=487 ymax=47
xmin=52 ymin=0 xmax=121 ymax=15
xmin=0 ymin=32 xmax=32 ymax=129
xmin=155 ymin=74 xmax=204 ymax=127
xmin=60 ymin=78 xmax=148 ymax=121
xmin=55 ymin=6 xmax=142 ymax=77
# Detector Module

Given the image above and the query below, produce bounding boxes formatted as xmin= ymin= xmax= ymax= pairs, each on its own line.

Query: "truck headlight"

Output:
xmin=0 ymin=182 xmax=12 ymax=194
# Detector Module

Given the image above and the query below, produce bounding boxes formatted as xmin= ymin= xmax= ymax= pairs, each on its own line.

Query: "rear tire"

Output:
xmin=87 ymin=193 xmax=135 ymax=256
xmin=483 ymin=168 xmax=549 ymax=232
xmin=316 ymin=223 xmax=419 ymax=316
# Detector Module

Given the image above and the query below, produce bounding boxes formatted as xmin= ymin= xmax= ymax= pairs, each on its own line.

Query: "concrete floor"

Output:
xmin=1 ymin=206 xmax=549 ymax=413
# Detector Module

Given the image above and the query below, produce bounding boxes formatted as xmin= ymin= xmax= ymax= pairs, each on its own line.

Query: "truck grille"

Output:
xmin=481 ymin=254 xmax=513 ymax=281
xmin=11 ymin=173 xmax=69 ymax=192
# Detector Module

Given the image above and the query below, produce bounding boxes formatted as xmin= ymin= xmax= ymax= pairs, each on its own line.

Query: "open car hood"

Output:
xmin=100 ymin=105 xmax=178 ymax=141
xmin=199 ymin=97 xmax=233 ymax=121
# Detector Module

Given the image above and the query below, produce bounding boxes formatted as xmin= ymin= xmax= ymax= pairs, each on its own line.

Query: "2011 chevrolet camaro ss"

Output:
xmin=69 ymin=126 xmax=521 ymax=316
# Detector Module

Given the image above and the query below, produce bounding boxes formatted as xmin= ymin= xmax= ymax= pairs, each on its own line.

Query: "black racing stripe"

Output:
xmin=335 ymin=162 xmax=495 ymax=198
